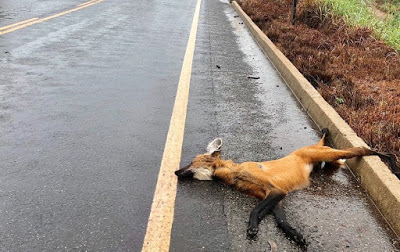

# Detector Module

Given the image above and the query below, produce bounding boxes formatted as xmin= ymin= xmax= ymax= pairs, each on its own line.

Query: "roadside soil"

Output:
xmin=238 ymin=0 xmax=400 ymax=168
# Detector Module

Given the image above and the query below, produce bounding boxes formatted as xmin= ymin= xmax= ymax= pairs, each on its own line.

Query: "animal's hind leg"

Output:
xmin=314 ymin=128 xmax=399 ymax=177
xmin=247 ymin=191 xmax=286 ymax=238
xmin=306 ymin=146 xmax=374 ymax=163
xmin=370 ymin=150 xmax=400 ymax=179
xmin=314 ymin=128 xmax=332 ymax=169
xmin=272 ymin=202 xmax=307 ymax=251
xmin=307 ymin=146 xmax=400 ymax=178
xmin=315 ymin=128 xmax=330 ymax=147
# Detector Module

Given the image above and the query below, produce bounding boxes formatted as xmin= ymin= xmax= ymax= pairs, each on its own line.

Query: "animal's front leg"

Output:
xmin=247 ymin=191 xmax=286 ymax=238
xmin=272 ymin=202 xmax=307 ymax=251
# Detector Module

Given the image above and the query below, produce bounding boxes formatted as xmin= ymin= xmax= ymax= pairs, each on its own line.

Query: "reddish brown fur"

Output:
xmin=175 ymin=132 xmax=398 ymax=248
xmin=180 ymin=134 xmax=375 ymax=200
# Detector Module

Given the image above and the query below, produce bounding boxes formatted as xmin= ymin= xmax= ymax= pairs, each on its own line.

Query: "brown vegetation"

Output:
xmin=239 ymin=0 xmax=400 ymax=166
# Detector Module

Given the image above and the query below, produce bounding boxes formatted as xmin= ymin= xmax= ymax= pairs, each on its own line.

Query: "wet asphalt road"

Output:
xmin=1 ymin=0 xmax=193 ymax=251
xmin=0 ymin=0 xmax=399 ymax=251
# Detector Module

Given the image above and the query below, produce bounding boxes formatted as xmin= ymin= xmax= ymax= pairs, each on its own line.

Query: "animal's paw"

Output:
xmin=246 ymin=226 xmax=258 ymax=238
xmin=297 ymin=237 xmax=308 ymax=251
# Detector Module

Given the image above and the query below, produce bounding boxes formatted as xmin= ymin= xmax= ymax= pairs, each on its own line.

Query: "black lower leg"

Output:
xmin=247 ymin=192 xmax=286 ymax=238
xmin=321 ymin=128 xmax=329 ymax=145
xmin=370 ymin=150 xmax=400 ymax=179
xmin=272 ymin=203 xmax=307 ymax=251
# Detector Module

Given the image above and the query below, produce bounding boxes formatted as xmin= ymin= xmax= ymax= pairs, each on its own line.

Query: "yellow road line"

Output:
xmin=78 ymin=0 xmax=99 ymax=7
xmin=0 ymin=0 xmax=104 ymax=36
xmin=0 ymin=18 xmax=39 ymax=31
xmin=141 ymin=0 xmax=202 ymax=250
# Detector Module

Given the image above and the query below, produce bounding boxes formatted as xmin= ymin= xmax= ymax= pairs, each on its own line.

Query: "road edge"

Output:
xmin=232 ymin=0 xmax=400 ymax=236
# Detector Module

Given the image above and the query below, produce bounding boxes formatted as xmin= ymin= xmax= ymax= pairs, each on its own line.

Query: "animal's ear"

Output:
xmin=206 ymin=138 xmax=222 ymax=155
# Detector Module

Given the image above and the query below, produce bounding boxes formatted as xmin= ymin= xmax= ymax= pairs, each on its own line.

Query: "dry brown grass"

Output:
xmin=240 ymin=0 xmax=400 ymax=166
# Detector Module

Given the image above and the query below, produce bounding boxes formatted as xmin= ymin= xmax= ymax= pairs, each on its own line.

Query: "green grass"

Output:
xmin=321 ymin=0 xmax=400 ymax=51
xmin=376 ymin=0 xmax=400 ymax=15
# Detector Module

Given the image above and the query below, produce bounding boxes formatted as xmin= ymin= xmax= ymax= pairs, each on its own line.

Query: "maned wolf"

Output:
xmin=175 ymin=128 xmax=399 ymax=250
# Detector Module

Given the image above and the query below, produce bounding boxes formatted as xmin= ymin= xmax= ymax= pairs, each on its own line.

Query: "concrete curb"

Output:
xmin=232 ymin=1 xmax=400 ymax=236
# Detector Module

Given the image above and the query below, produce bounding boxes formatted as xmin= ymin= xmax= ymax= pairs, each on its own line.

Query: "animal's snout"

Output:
xmin=175 ymin=164 xmax=194 ymax=178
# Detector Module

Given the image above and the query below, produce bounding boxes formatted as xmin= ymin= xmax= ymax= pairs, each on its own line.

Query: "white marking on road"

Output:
xmin=140 ymin=0 xmax=202 ymax=251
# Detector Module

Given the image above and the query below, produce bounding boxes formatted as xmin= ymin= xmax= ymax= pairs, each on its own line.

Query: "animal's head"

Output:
xmin=175 ymin=138 xmax=222 ymax=180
